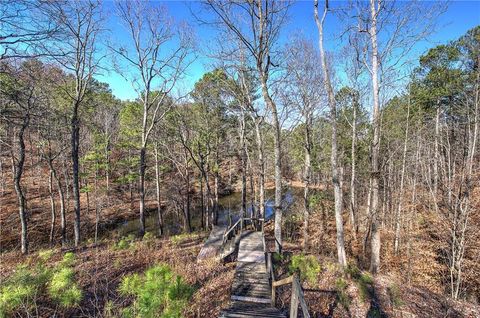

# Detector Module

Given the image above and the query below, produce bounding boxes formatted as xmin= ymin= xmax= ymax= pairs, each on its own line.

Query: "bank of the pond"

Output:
xmin=113 ymin=186 xmax=314 ymax=239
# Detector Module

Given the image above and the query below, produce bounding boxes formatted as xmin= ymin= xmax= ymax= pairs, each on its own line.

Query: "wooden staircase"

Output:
xmin=220 ymin=230 xmax=286 ymax=318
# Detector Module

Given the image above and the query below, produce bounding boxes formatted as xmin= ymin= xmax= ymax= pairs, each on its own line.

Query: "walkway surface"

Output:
xmin=220 ymin=230 xmax=285 ymax=318
xmin=197 ymin=210 xmax=233 ymax=261
xmin=197 ymin=224 xmax=228 ymax=260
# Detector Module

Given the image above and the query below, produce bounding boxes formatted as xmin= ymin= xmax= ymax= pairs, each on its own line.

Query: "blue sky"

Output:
xmin=96 ymin=0 xmax=480 ymax=101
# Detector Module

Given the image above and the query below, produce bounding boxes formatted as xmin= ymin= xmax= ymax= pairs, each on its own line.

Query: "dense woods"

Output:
xmin=0 ymin=0 xmax=479 ymax=317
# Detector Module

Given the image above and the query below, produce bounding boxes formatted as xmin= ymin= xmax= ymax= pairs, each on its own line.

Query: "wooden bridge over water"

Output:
xmin=198 ymin=216 xmax=310 ymax=318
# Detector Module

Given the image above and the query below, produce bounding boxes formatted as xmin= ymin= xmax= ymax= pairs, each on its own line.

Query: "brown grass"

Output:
xmin=0 ymin=232 xmax=235 ymax=317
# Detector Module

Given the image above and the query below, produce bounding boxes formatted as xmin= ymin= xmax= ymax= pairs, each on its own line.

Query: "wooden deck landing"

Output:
xmin=197 ymin=224 xmax=227 ymax=260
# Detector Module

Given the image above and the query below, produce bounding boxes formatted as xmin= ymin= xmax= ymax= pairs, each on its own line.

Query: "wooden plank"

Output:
xmin=272 ymin=275 xmax=293 ymax=287
xmin=221 ymin=230 xmax=287 ymax=318
xmin=294 ymin=277 xmax=310 ymax=318
xmin=197 ymin=224 xmax=227 ymax=260
xmin=231 ymin=295 xmax=271 ymax=304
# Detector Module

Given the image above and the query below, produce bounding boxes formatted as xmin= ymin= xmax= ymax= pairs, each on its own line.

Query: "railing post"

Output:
xmin=289 ymin=273 xmax=299 ymax=318
xmin=272 ymin=285 xmax=276 ymax=306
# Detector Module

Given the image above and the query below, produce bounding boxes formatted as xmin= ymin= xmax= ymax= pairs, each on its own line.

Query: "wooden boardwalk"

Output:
xmin=197 ymin=224 xmax=228 ymax=260
xmin=221 ymin=230 xmax=286 ymax=318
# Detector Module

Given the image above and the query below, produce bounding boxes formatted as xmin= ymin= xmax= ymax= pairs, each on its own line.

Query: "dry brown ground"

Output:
xmin=262 ymin=204 xmax=480 ymax=318
xmin=0 ymin=233 xmax=236 ymax=317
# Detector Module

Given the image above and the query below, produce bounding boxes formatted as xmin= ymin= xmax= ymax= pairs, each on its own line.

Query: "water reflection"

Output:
xmin=114 ymin=187 xmax=303 ymax=238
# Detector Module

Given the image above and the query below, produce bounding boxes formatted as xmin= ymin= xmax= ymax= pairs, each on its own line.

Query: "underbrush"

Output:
xmin=0 ymin=231 xmax=232 ymax=317
xmin=345 ymin=264 xmax=374 ymax=302
xmin=0 ymin=251 xmax=81 ymax=317
xmin=288 ymin=253 xmax=322 ymax=285
xmin=117 ymin=263 xmax=193 ymax=318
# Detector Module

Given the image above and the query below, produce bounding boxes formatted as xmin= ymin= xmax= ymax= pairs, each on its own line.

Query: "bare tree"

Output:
xmin=49 ymin=0 xmax=103 ymax=247
xmin=394 ymin=86 xmax=411 ymax=254
xmin=112 ymin=0 xmax=192 ymax=236
xmin=0 ymin=0 xmax=60 ymax=60
xmin=0 ymin=60 xmax=48 ymax=254
xmin=314 ymin=0 xmax=347 ymax=268
xmin=347 ymin=0 xmax=444 ymax=273
xmin=205 ymin=0 xmax=290 ymax=251
xmin=284 ymin=37 xmax=324 ymax=250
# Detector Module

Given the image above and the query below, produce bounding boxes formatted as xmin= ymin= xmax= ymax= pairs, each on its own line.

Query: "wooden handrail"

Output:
xmin=274 ymin=237 xmax=283 ymax=254
xmin=272 ymin=275 xmax=293 ymax=287
xmin=243 ymin=216 xmax=264 ymax=231
xmin=243 ymin=217 xmax=265 ymax=221
xmin=223 ymin=217 xmax=242 ymax=244
xmin=268 ymin=259 xmax=310 ymax=318
xmin=290 ymin=273 xmax=310 ymax=318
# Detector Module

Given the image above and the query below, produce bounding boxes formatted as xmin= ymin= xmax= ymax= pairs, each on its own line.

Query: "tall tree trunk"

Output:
xmin=407 ymin=137 xmax=420 ymax=284
xmin=61 ymin=154 xmax=69 ymax=244
xmin=128 ymin=149 xmax=133 ymax=207
xmin=241 ymin=147 xmax=247 ymax=219
xmin=314 ymin=0 xmax=347 ymax=268
xmin=238 ymin=111 xmax=247 ymax=218
xmin=105 ymin=137 xmax=110 ymax=200
xmin=0 ymin=154 xmax=5 ymax=194
xmin=259 ymin=79 xmax=282 ymax=252
xmin=369 ymin=0 xmax=382 ymax=274
xmin=94 ymin=166 xmax=100 ymax=244
xmin=205 ymin=159 xmax=214 ymax=226
xmin=55 ymin=170 xmax=66 ymax=246
xmin=138 ymin=146 xmax=147 ymax=236
xmin=434 ymin=102 xmax=440 ymax=195
xmin=185 ymin=166 xmax=192 ymax=233
xmin=214 ymin=139 xmax=219 ymax=223
xmin=468 ymin=54 xmax=479 ymax=176
xmin=249 ymin=167 xmax=255 ymax=219
xmin=72 ymin=104 xmax=81 ymax=247
xmin=48 ymin=169 xmax=56 ymax=244
xmin=303 ymin=114 xmax=312 ymax=251
xmin=200 ymin=173 xmax=205 ymax=229
xmin=254 ymin=116 xmax=265 ymax=219
xmin=154 ymin=144 xmax=163 ymax=236
xmin=13 ymin=115 xmax=30 ymax=254
xmin=350 ymin=94 xmax=358 ymax=239
xmin=394 ymin=94 xmax=411 ymax=254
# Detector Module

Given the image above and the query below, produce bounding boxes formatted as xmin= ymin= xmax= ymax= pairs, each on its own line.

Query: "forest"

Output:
xmin=0 ymin=0 xmax=479 ymax=317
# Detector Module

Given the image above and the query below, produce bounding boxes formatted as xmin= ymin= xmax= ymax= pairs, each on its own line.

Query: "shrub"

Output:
xmin=115 ymin=234 xmax=136 ymax=250
xmin=346 ymin=264 xmax=373 ymax=302
xmin=60 ymin=252 xmax=75 ymax=267
xmin=143 ymin=232 xmax=155 ymax=241
xmin=38 ymin=249 xmax=54 ymax=262
xmin=0 ymin=283 xmax=35 ymax=317
xmin=0 ymin=251 xmax=82 ymax=317
xmin=48 ymin=268 xmax=82 ymax=307
xmin=335 ymin=278 xmax=350 ymax=309
xmin=0 ymin=261 xmax=52 ymax=317
xmin=388 ymin=284 xmax=404 ymax=307
xmin=0 ymin=258 xmax=52 ymax=318
xmin=116 ymin=238 xmax=131 ymax=250
xmin=142 ymin=232 xmax=156 ymax=247
xmin=104 ymin=300 xmax=115 ymax=318
xmin=272 ymin=252 xmax=283 ymax=263
xmin=170 ymin=233 xmax=198 ymax=246
xmin=288 ymin=254 xmax=321 ymax=285
xmin=118 ymin=263 xmax=193 ymax=318
xmin=47 ymin=253 xmax=82 ymax=307
xmin=357 ymin=273 xmax=373 ymax=302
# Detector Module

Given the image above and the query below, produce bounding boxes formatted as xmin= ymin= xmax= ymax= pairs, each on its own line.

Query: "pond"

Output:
xmin=112 ymin=187 xmax=307 ymax=238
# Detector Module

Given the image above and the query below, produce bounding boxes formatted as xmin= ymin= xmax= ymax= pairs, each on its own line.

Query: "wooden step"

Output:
xmin=221 ymin=301 xmax=286 ymax=318
xmin=220 ymin=230 xmax=285 ymax=317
